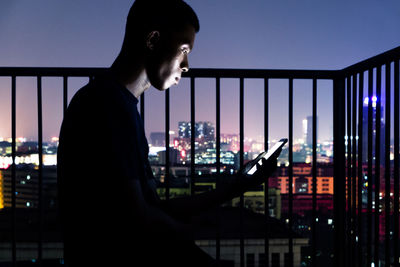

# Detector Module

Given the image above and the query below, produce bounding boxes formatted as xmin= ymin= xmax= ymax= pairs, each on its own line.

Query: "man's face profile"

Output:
xmin=145 ymin=23 xmax=196 ymax=90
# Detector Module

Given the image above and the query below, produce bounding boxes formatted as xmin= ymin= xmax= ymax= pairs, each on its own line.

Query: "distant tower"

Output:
xmin=150 ymin=132 xmax=165 ymax=147
xmin=178 ymin=122 xmax=191 ymax=138
xmin=361 ymin=96 xmax=385 ymax=164
xmin=303 ymin=116 xmax=317 ymax=146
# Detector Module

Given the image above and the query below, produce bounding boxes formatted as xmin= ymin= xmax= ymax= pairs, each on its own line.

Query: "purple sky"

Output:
xmin=0 ymin=0 xmax=399 ymax=144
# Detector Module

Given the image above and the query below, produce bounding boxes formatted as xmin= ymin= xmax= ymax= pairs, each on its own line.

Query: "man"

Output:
xmin=57 ymin=0 xmax=279 ymax=266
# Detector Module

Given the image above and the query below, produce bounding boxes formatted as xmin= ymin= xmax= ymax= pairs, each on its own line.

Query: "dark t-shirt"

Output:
xmin=57 ymin=72 xmax=160 ymax=265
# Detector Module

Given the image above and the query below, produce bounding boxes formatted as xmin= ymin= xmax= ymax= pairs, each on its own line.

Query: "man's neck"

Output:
xmin=110 ymin=54 xmax=151 ymax=99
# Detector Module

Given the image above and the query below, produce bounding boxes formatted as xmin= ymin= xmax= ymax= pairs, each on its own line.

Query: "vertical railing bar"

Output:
xmin=346 ymin=76 xmax=352 ymax=267
xmin=352 ymin=74 xmax=358 ymax=267
xmin=333 ymin=76 xmax=346 ymax=267
xmin=385 ymin=62 xmax=391 ymax=267
xmin=288 ymin=78 xmax=294 ymax=267
xmin=63 ymin=76 xmax=68 ymax=116
xmin=165 ymin=89 xmax=170 ymax=201
xmin=215 ymin=77 xmax=221 ymax=262
xmin=357 ymin=72 xmax=364 ymax=267
xmin=367 ymin=68 xmax=373 ymax=267
xmin=37 ymin=76 xmax=44 ymax=266
xmin=239 ymin=77 xmax=245 ymax=267
xmin=140 ymin=93 xmax=145 ymax=126
xmin=264 ymin=77 xmax=270 ymax=267
xmin=394 ymin=60 xmax=399 ymax=267
xmin=190 ymin=77 xmax=195 ymax=196
xmin=374 ymin=66 xmax=382 ymax=267
xmin=11 ymin=75 xmax=17 ymax=267
xmin=311 ymin=78 xmax=317 ymax=267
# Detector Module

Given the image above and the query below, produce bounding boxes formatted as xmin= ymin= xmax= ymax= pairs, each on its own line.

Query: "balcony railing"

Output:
xmin=0 ymin=46 xmax=399 ymax=267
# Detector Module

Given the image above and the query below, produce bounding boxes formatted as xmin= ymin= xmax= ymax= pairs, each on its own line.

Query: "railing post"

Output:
xmin=239 ymin=77 xmax=245 ymax=267
xmin=215 ymin=77 xmax=221 ymax=263
xmin=357 ymin=72 xmax=364 ymax=267
xmin=311 ymin=78 xmax=317 ymax=267
xmin=333 ymin=76 xmax=346 ymax=267
xmin=394 ymin=60 xmax=399 ymax=267
xmin=165 ymin=89 xmax=170 ymax=201
xmin=384 ymin=62 xmax=392 ymax=267
xmin=264 ymin=77 xmax=270 ymax=267
xmin=37 ymin=76 xmax=44 ymax=266
xmin=288 ymin=78 xmax=294 ymax=267
xmin=190 ymin=77 xmax=195 ymax=196
xmin=11 ymin=75 xmax=17 ymax=267
xmin=375 ymin=66 xmax=382 ymax=267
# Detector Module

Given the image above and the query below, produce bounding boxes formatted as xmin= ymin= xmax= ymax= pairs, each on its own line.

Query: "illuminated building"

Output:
xmin=276 ymin=163 xmax=334 ymax=216
xmin=178 ymin=121 xmax=215 ymax=140
xmin=0 ymin=165 xmax=57 ymax=209
xmin=0 ymin=170 xmax=4 ymax=209
xmin=278 ymin=176 xmax=333 ymax=195
xmin=17 ymin=141 xmax=38 ymax=153
xmin=0 ymin=140 xmax=58 ymax=169
xmin=150 ymin=132 xmax=165 ymax=147
xmin=0 ymin=141 xmax=11 ymax=155
xmin=361 ymin=96 xmax=385 ymax=164
xmin=302 ymin=116 xmax=318 ymax=147
xmin=277 ymin=163 xmax=333 ymax=195
xmin=220 ymin=134 xmax=239 ymax=153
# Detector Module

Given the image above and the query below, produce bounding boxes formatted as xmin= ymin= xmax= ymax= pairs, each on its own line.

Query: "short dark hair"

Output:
xmin=123 ymin=0 xmax=199 ymax=48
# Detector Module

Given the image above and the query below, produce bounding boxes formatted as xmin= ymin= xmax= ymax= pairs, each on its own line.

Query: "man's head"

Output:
xmin=120 ymin=0 xmax=199 ymax=90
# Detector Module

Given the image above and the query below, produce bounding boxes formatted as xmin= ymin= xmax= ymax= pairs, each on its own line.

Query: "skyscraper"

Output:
xmin=361 ymin=96 xmax=385 ymax=165
xmin=178 ymin=121 xmax=215 ymax=140
xmin=302 ymin=116 xmax=318 ymax=146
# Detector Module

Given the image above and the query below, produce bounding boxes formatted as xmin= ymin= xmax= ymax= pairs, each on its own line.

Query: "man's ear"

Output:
xmin=146 ymin=31 xmax=160 ymax=51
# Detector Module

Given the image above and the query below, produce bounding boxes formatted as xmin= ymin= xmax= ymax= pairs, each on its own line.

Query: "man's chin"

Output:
xmin=154 ymin=85 xmax=170 ymax=91
xmin=160 ymin=81 xmax=176 ymax=90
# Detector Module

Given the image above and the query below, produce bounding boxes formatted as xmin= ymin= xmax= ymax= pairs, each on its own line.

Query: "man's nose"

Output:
xmin=181 ymin=55 xmax=189 ymax=72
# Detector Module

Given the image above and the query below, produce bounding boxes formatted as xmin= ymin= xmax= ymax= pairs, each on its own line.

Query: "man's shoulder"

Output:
xmin=67 ymin=75 xmax=127 ymax=113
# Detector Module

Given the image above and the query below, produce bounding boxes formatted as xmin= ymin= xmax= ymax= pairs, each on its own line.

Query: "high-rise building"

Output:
xmin=0 ymin=165 xmax=58 ymax=210
xmin=361 ymin=96 xmax=385 ymax=164
xmin=302 ymin=116 xmax=318 ymax=146
xmin=150 ymin=132 xmax=165 ymax=147
xmin=277 ymin=164 xmax=334 ymax=194
xmin=178 ymin=121 xmax=215 ymax=140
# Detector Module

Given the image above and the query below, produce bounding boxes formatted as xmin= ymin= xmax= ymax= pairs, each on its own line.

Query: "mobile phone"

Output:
xmin=246 ymin=138 xmax=288 ymax=175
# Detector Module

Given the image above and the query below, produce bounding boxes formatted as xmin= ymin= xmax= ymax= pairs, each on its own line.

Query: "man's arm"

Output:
xmin=160 ymin=156 xmax=278 ymax=220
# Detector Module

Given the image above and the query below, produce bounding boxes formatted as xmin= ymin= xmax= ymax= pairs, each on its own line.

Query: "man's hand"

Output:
xmin=226 ymin=149 xmax=281 ymax=198
xmin=240 ymin=149 xmax=281 ymax=180
xmin=252 ymin=156 xmax=278 ymax=179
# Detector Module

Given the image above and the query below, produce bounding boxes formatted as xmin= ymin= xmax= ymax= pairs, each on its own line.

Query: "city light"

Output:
xmin=364 ymin=96 xmax=377 ymax=108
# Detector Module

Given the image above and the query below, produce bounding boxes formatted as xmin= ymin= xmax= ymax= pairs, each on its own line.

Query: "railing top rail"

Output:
xmin=183 ymin=68 xmax=339 ymax=79
xmin=341 ymin=45 xmax=400 ymax=75
xmin=0 ymin=67 xmax=339 ymax=80
xmin=0 ymin=45 xmax=399 ymax=79
xmin=0 ymin=67 xmax=107 ymax=77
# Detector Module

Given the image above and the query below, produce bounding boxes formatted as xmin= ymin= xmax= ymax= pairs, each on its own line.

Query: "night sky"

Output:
xmin=0 ymin=0 xmax=399 ymax=145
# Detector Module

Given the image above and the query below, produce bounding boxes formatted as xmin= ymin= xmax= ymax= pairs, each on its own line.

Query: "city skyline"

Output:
xmin=1 ymin=0 xmax=400 ymax=144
